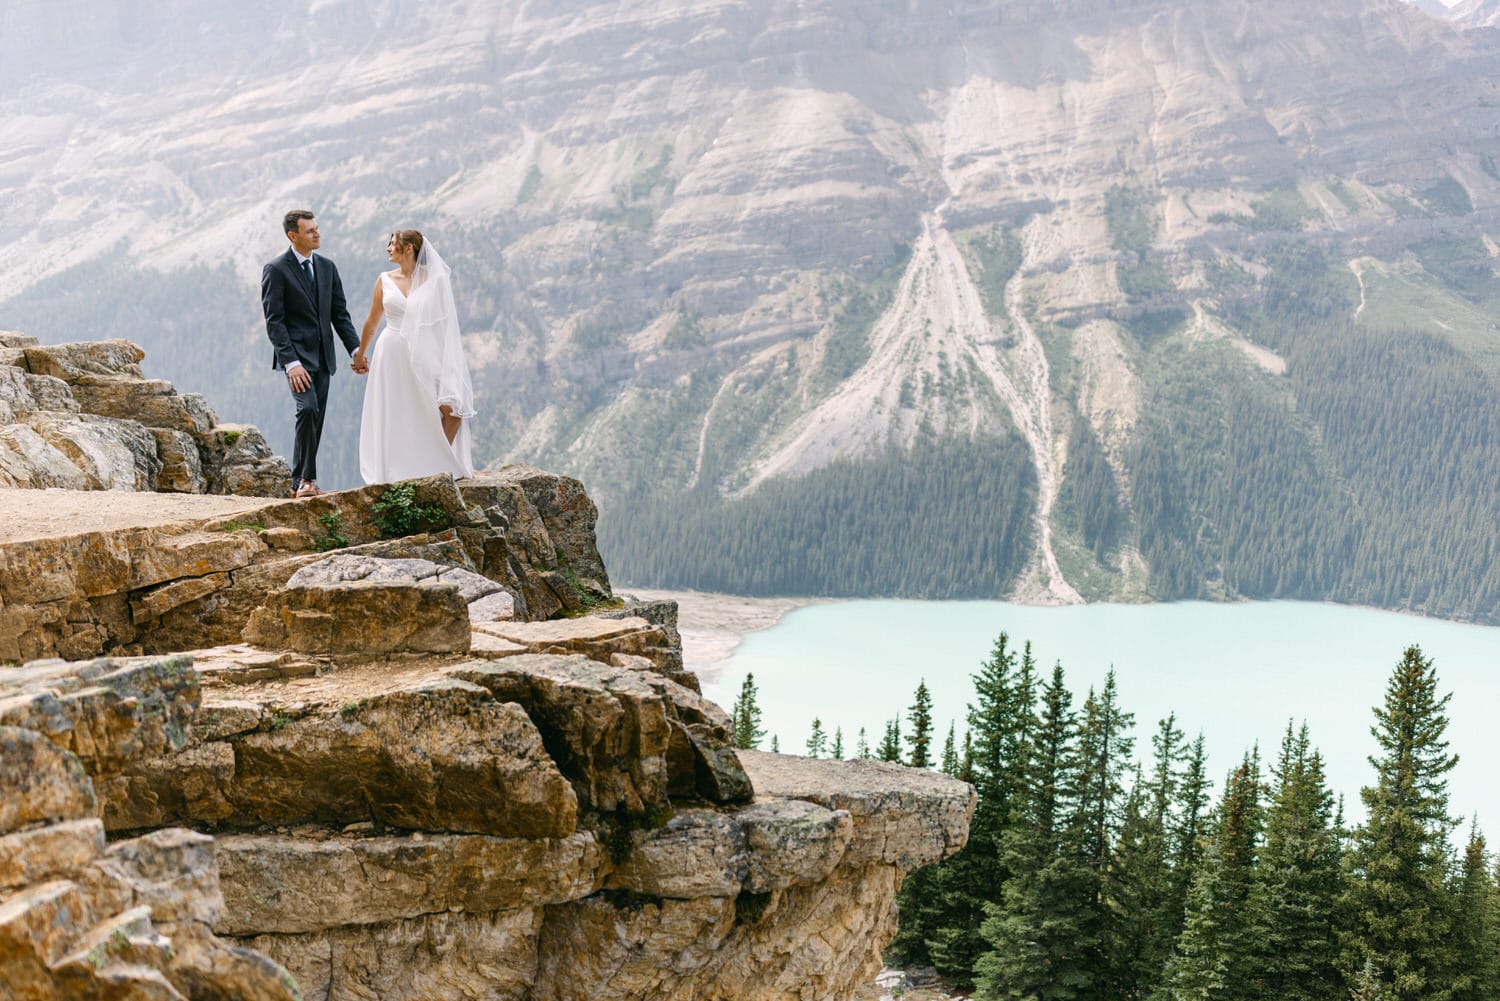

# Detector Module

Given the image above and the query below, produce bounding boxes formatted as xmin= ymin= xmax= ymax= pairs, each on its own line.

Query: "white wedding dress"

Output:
xmin=359 ymin=246 xmax=475 ymax=484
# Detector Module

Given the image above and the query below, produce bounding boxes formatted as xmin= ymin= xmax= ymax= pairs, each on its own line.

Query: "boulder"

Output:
xmin=68 ymin=375 xmax=216 ymax=434
xmin=150 ymin=428 xmax=206 ymax=493
xmin=450 ymin=654 xmax=751 ymax=810
xmin=0 ymin=819 xmax=106 ymax=893
xmin=22 ymin=413 xmax=160 ymax=490
xmin=0 ymin=656 xmax=199 ymax=777
xmin=0 ymin=727 xmax=97 ymax=834
xmin=0 ymin=424 xmax=90 ymax=490
xmin=244 ymin=579 xmax=472 ymax=655
xmin=106 ymin=680 xmax=578 ymax=838
xmin=20 ymin=340 xmax=145 ymax=381
xmin=200 ymin=425 xmax=291 ymax=498
xmin=605 ymin=800 xmax=853 ymax=899
xmin=448 ymin=656 xmax=675 ymax=815
xmin=738 ymin=751 xmax=975 ymax=869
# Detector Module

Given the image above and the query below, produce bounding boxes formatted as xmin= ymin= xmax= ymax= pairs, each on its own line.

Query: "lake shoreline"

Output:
xmin=622 ymin=588 xmax=832 ymax=684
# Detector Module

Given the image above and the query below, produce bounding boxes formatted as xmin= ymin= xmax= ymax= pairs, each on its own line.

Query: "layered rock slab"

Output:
xmin=0 ymin=463 xmax=620 ymax=663
xmin=0 ymin=656 xmax=300 ymax=1000
xmin=106 ymin=675 xmax=578 ymax=838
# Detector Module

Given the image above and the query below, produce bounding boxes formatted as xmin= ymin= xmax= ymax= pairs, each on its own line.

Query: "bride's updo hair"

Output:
xmin=392 ymin=229 xmax=424 ymax=259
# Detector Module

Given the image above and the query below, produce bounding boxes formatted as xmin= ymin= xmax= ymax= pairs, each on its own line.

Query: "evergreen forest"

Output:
xmin=730 ymin=637 xmax=1500 ymax=1000
xmin=600 ymin=433 xmax=1038 ymax=599
xmin=1128 ymin=244 xmax=1500 ymax=622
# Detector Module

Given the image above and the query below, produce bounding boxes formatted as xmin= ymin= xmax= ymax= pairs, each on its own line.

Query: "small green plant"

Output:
xmin=556 ymin=566 xmax=621 ymax=614
xmin=315 ymin=511 xmax=349 ymax=551
xmin=339 ymin=700 xmax=365 ymax=719
xmin=372 ymin=482 xmax=448 ymax=537
xmin=221 ymin=429 xmax=242 ymax=445
xmin=217 ymin=520 xmax=265 ymax=534
xmin=267 ymin=710 xmax=294 ymax=732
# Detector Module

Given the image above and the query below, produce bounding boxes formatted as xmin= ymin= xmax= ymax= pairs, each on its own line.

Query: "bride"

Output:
xmin=353 ymin=230 xmax=476 ymax=483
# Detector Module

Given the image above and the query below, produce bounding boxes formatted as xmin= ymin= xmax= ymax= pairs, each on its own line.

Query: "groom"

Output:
xmin=261 ymin=209 xmax=365 ymax=497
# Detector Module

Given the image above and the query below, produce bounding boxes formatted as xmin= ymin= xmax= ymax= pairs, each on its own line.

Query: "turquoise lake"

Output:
xmin=702 ymin=600 xmax=1500 ymax=832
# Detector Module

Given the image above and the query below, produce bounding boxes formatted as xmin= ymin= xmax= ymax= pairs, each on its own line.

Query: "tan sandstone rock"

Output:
xmin=214 ymin=830 xmax=606 ymax=935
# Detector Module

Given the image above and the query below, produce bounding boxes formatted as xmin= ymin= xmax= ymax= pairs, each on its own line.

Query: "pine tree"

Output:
xmin=1343 ymin=645 xmax=1460 ymax=1001
xmin=770 ymin=734 xmax=780 ymax=753
xmin=1076 ymin=669 xmax=1136 ymax=995
xmin=941 ymin=722 xmax=959 ymax=776
xmin=730 ymin=672 xmax=766 ymax=750
xmin=1110 ymin=715 xmax=1188 ymax=999
xmin=923 ymin=634 xmax=1039 ymax=983
xmin=856 ymin=726 xmax=871 ymax=759
xmin=1171 ymin=733 xmax=1212 ymax=923
xmin=878 ymin=718 xmax=903 ymax=762
xmin=1255 ymin=722 xmax=1344 ymax=1001
xmin=1159 ymin=751 xmax=1266 ymax=1001
xmin=806 ymin=718 xmax=827 ymax=758
xmin=831 ymin=726 xmax=845 ymax=760
xmin=908 ymin=680 xmax=935 ymax=768
xmin=1451 ymin=823 xmax=1497 ymax=1001
xmin=974 ymin=662 xmax=1093 ymax=1001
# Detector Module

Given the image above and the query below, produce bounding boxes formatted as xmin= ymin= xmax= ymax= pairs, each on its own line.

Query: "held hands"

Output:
xmin=351 ymin=350 xmax=369 ymax=375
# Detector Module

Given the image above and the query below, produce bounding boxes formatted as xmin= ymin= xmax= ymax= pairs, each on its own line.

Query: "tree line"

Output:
xmin=731 ymin=637 xmax=1499 ymax=1000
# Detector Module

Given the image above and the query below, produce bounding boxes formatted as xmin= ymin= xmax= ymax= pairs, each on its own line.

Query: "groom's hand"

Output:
xmin=287 ymin=365 xmax=312 ymax=393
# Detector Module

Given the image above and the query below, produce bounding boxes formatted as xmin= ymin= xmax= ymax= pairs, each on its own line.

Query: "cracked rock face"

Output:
xmin=0 ymin=401 xmax=975 ymax=1000
xmin=0 ymin=657 xmax=301 ymax=1001
xmin=17 ymin=639 xmax=971 ymax=1001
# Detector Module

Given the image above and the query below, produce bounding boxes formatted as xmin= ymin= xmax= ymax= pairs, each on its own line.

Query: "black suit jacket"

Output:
xmin=262 ymin=248 xmax=360 ymax=373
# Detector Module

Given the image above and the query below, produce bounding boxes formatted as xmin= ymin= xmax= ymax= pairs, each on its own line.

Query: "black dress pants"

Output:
xmin=289 ymin=367 xmax=331 ymax=487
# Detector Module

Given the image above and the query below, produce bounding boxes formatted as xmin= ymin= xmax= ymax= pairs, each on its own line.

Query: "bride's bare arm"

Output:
xmin=353 ymin=278 xmax=384 ymax=367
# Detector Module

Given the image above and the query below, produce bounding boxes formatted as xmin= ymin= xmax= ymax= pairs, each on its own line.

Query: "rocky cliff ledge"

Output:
xmin=0 ymin=346 xmax=973 ymax=1000
xmin=0 ymin=331 xmax=288 ymax=496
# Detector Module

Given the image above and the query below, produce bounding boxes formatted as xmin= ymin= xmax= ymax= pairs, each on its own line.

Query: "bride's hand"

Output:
xmin=351 ymin=349 xmax=369 ymax=374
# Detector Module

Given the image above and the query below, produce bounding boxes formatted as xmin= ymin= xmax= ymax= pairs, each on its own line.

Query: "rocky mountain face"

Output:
xmin=3 ymin=0 xmax=1500 ymax=614
xmin=0 ymin=352 xmax=973 ymax=1000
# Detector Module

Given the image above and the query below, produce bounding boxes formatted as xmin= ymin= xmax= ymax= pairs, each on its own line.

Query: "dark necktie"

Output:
xmin=302 ymin=259 xmax=315 ymax=291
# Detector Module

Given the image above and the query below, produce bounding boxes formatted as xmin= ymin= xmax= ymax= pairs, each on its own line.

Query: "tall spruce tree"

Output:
xmin=832 ymin=726 xmax=845 ymax=760
xmin=806 ymin=718 xmax=828 ymax=758
xmin=1159 ymin=752 xmax=1266 ymax=1001
xmin=1450 ymin=823 xmax=1497 ymax=1001
xmin=1076 ymin=669 xmax=1136 ymax=996
xmin=1171 ymin=734 xmax=1212 ymax=924
xmin=908 ymin=680 xmax=935 ymax=768
xmin=1110 ymin=715 xmax=1189 ymax=999
xmin=921 ymin=635 xmax=1040 ymax=983
xmin=1255 ymin=722 xmax=1344 ymax=1001
xmin=730 ymin=672 xmax=766 ymax=750
xmin=941 ymin=722 xmax=959 ymax=776
xmin=879 ymin=718 xmax=903 ymax=762
xmin=1343 ymin=645 xmax=1460 ymax=1001
xmin=975 ymin=662 xmax=1093 ymax=1000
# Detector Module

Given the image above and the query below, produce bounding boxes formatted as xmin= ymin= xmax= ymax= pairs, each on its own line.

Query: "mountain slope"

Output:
xmin=4 ymin=0 xmax=1500 ymax=618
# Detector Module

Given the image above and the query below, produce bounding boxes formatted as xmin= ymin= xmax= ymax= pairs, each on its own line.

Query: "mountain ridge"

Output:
xmin=4 ymin=0 xmax=1500 ymax=617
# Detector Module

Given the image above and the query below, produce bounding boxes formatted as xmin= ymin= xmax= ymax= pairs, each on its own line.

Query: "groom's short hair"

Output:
xmin=283 ymin=209 xmax=315 ymax=235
